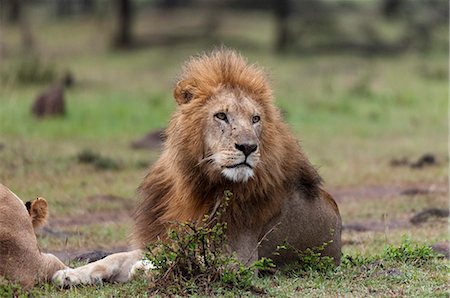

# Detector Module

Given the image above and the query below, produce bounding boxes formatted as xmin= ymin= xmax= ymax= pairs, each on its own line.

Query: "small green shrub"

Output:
xmin=13 ymin=56 xmax=57 ymax=85
xmin=92 ymin=157 xmax=120 ymax=170
xmin=77 ymin=149 xmax=121 ymax=170
xmin=341 ymin=253 xmax=374 ymax=268
xmin=0 ymin=280 xmax=41 ymax=298
xmin=382 ymin=236 xmax=438 ymax=264
xmin=77 ymin=149 xmax=100 ymax=164
xmin=144 ymin=190 xmax=270 ymax=296
xmin=280 ymin=239 xmax=337 ymax=276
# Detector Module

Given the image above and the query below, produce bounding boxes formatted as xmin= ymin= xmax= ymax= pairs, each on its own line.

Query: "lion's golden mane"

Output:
xmin=132 ymin=49 xmax=323 ymax=247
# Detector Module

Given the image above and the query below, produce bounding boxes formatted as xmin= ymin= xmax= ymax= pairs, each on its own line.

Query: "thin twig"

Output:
xmin=245 ymin=222 xmax=281 ymax=265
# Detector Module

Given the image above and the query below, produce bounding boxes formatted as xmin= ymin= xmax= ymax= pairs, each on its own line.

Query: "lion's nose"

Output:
xmin=235 ymin=143 xmax=258 ymax=157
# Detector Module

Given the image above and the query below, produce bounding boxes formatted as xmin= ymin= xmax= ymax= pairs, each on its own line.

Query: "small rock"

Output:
xmin=131 ymin=129 xmax=166 ymax=150
xmin=401 ymin=188 xmax=430 ymax=196
xmin=431 ymin=241 xmax=449 ymax=259
xmin=384 ymin=268 xmax=403 ymax=277
xmin=410 ymin=208 xmax=449 ymax=225
xmin=411 ymin=153 xmax=437 ymax=169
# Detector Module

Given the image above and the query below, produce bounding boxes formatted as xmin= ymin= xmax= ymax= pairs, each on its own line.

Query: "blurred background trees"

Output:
xmin=0 ymin=0 xmax=447 ymax=88
xmin=0 ymin=0 xmax=447 ymax=53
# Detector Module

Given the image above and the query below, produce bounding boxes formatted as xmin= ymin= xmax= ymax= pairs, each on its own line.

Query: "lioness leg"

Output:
xmin=52 ymin=249 xmax=148 ymax=286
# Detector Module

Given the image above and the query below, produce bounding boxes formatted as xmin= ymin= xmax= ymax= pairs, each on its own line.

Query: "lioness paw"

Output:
xmin=129 ymin=259 xmax=155 ymax=279
xmin=52 ymin=268 xmax=101 ymax=287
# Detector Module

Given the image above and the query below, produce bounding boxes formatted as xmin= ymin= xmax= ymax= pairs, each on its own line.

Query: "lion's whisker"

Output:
xmin=197 ymin=154 xmax=216 ymax=167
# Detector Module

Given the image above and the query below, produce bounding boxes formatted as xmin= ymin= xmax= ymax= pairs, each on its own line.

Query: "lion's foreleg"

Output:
xmin=228 ymin=228 xmax=260 ymax=266
xmin=52 ymin=249 xmax=147 ymax=286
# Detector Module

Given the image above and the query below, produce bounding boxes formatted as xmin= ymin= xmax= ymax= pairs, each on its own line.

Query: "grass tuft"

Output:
xmin=6 ymin=56 xmax=57 ymax=85
xmin=77 ymin=149 xmax=121 ymax=170
xmin=382 ymin=236 xmax=440 ymax=264
xmin=280 ymin=240 xmax=337 ymax=275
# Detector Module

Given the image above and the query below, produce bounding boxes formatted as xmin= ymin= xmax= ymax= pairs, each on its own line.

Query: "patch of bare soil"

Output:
xmin=343 ymin=219 xmax=411 ymax=232
xmin=42 ymin=194 xmax=134 ymax=264
xmin=343 ymin=207 xmax=449 ymax=233
xmin=48 ymin=211 xmax=132 ymax=227
xmin=41 ymin=194 xmax=133 ymax=248
xmin=330 ymin=183 xmax=448 ymax=202
xmin=333 ymin=183 xmax=448 ymax=233
xmin=48 ymin=194 xmax=134 ymax=228
xmin=44 ymin=185 xmax=448 ymax=260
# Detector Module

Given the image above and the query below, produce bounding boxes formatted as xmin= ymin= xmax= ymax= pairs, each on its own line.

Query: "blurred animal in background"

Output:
xmin=0 ymin=184 xmax=66 ymax=288
xmin=31 ymin=72 xmax=74 ymax=118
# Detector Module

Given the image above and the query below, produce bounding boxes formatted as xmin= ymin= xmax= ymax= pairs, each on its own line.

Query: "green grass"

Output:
xmin=1 ymin=239 xmax=447 ymax=297
xmin=0 ymin=8 xmax=448 ymax=297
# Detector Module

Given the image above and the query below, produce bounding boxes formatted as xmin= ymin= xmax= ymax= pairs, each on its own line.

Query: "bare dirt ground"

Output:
xmin=41 ymin=182 xmax=449 ymax=263
xmin=332 ymin=183 xmax=448 ymax=230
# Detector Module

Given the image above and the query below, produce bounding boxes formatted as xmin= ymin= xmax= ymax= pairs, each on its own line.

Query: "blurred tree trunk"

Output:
xmin=55 ymin=0 xmax=94 ymax=16
xmin=56 ymin=0 xmax=74 ymax=16
xmin=274 ymin=0 xmax=291 ymax=53
xmin=19 ymin=15 xmax=35 ymax=53
xmin=80 ymin=0 xmax=95 ymax=13
xmin=202 ymin=0 xmax=221 ymax=40
xmin=161 ymin=0 xmax=180 ymax=9
xmin=6 ymin=0 xmax=35 ymax=52
xmin=382 ymin=0 xmax=402 ymax=18
xmin=7 ymin=0 xmax=21 ymax=23
xmin=113 ymin=0 xmax=134 ymax=48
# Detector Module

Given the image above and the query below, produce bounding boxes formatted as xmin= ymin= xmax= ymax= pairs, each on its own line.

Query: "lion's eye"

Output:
xmin=215 ymin=112 xmax=228 ymax=122
xmin=252 ymin=115 xmax=261 ymax=124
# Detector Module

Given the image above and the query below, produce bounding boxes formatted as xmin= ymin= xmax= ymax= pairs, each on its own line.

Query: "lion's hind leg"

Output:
xmin=52 ymin=249 xmax=145 ymax=286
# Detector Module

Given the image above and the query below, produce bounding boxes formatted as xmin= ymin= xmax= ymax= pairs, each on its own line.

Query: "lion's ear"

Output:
xmin=174 ymin=80 xmax=195 ymax=105
xmin=29 ymin=197 xmax=48 ymax=229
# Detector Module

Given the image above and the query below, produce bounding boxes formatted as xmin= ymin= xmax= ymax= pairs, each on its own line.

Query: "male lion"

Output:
xmin=53 ymin=49 xmax=342 ymax=286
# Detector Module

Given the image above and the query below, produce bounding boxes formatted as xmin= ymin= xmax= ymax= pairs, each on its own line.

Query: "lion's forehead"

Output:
xmin=211 ymin=91 xmax=261 ymax=117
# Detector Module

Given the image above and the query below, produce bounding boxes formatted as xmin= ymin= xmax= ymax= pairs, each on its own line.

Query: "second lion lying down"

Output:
xmin=53 ymin=49 xmax=342 ymax=286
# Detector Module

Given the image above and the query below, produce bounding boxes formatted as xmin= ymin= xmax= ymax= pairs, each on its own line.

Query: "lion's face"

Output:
xmin=201 ymin=89 xmax=263 ymax=183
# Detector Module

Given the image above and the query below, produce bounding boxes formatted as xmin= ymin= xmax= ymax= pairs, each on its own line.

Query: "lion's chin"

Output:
xmin=221 ymin=167 xmax=254 ymax=183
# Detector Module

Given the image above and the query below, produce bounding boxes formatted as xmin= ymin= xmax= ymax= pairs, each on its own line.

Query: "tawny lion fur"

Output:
xmin=0 ymin=185 xmax=66 ymax=287
xmin=25 ymin=197 xmax=49 ymax=229
xmin=52 ymin=49 xmax=342 ymax=286
xmin=133 ymin=50 xmax=327 ymax=247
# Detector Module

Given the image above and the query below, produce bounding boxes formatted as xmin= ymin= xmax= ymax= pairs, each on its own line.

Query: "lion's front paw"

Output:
xmin=52 ymin=268 xmax=102 ymax=287
xmin=52 ymin=269 xmax=80 ymax=287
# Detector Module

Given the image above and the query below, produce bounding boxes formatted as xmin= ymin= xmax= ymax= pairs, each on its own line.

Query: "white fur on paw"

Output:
xmin=52 ymin=269 xmax=82 ymax=287
xmin=129 ymin=259 xmax=155 ymax=279
xmin=52 ymin=268 xmax=96 ymax=286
